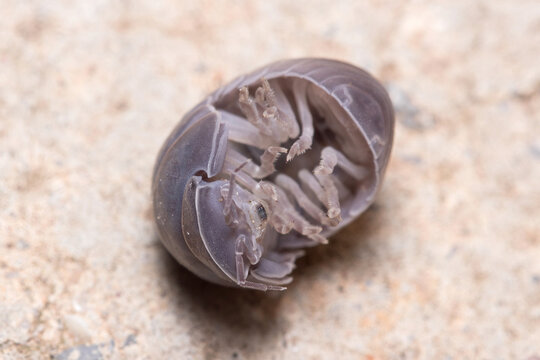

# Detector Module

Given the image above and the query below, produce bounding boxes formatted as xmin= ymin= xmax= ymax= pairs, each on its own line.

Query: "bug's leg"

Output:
xmin=250 ymin=249 xmax=306 ymax=286
xmin=269 ymin=187 xmax=329 ymax=244
xmin=287 ymin=79 xmax=314 ymax=161
xmin=267 ymin=212 xmax=293 ymax=234
xmin=298 ymin=169 xmax=342 ymax=222
xmin=219 ymin=110 xmax=276 ymax=149
xmin=235 ymin=235 xmax=286 ymax=291
xmin=298 ymin=169 xmax=325 ymax=202
xmin=225 ymin=147 xmax=287 ymax=179
xmin=275 ymin=174 xmax=339 ymax=227
xmin=331 ymin=173 xmax=352 ymax=199
xmin=261 ymin=106 xmax=289 ymax=143
xmin=257 ymin=79 xmax=299 ymax=139
xmin=277 ymin=234 xmax=321 ymax=249
xmin=250 ymin=257 xmax=294 ymax=284
xmin=265 ymin=249 xmax=306 ymax=263
xmin=222 ymin=162 xmax=251 ymax=224
xmin=238 ymin=87 xmax=274 ymax=136
xmin=254 ymin=79 xmax=297 ymax=143
xmin=253 ymin=146 xmax=287 ymax=178
xmin=320 ymin=146 xmax=369 ymax=181
xmin=308 ymin=146 xmax=369 ymax=219
xmin=222 ymin=160 xmax=273 ymax=198
xmin=235 ymin=235 xmax=260 ymax=267
xmin=235 ymin=234 xmax=263 ymax=288
xmin=239 ymin=83 xmax=296 ymax=150
xmin=255 ymin=88 xmax=287 ymax=143
xmin=222 ymin=169 xmax=237 ymax=221
xmin=314 ymin=149 xmax=342 ymax=220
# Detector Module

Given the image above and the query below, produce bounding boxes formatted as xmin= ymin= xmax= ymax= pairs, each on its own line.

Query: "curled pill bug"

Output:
xmin=152 ymin=58 xmax=395 ymax=291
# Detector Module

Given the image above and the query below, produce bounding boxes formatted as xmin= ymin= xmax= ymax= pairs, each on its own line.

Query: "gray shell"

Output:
xmin=152 ymin=58 xmax=395 ymax=290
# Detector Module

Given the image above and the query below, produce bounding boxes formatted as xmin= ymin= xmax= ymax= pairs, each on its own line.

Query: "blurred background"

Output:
xmin=1 ymin=0 xmax=539 ymax=359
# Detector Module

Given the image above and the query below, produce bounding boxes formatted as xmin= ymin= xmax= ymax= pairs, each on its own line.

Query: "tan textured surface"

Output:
xmin=1 ymin=1 xmax=539 ymax=359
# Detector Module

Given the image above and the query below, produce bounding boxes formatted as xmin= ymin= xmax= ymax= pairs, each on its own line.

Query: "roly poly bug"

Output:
xmin=152 ymin=58 xmax=395 ymax=291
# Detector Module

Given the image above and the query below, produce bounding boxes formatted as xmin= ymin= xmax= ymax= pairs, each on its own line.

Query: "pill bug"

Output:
xmin=152 ymin=58 xmax=394 ymax=291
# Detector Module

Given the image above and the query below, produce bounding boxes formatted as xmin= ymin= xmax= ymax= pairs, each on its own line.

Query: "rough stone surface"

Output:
xmin=1 ymin=1 xmax=539 ymax=359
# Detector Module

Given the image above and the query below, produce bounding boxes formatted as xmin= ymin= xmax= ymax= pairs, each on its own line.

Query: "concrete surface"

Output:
xmin=1 ymin=0 xmax=539 ymax=359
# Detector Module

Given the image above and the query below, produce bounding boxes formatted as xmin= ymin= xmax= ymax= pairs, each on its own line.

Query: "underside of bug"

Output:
xmin=152 ymin=59 xmax=394 ymax=291
xmin=213 ymin=78 xmax=377 ymax=290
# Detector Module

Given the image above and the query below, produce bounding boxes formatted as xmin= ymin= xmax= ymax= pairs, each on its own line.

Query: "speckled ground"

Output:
xmin=1 ymin=1 xmax=539 ymax=359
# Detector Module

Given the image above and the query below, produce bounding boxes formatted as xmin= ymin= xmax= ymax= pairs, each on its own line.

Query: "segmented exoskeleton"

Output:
xmin=152 ymin=58 xmax=395 ymax=291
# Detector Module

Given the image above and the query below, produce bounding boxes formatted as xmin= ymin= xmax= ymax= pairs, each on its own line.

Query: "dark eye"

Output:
xmin=256 ymin=204 xmax=267 ymax=221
